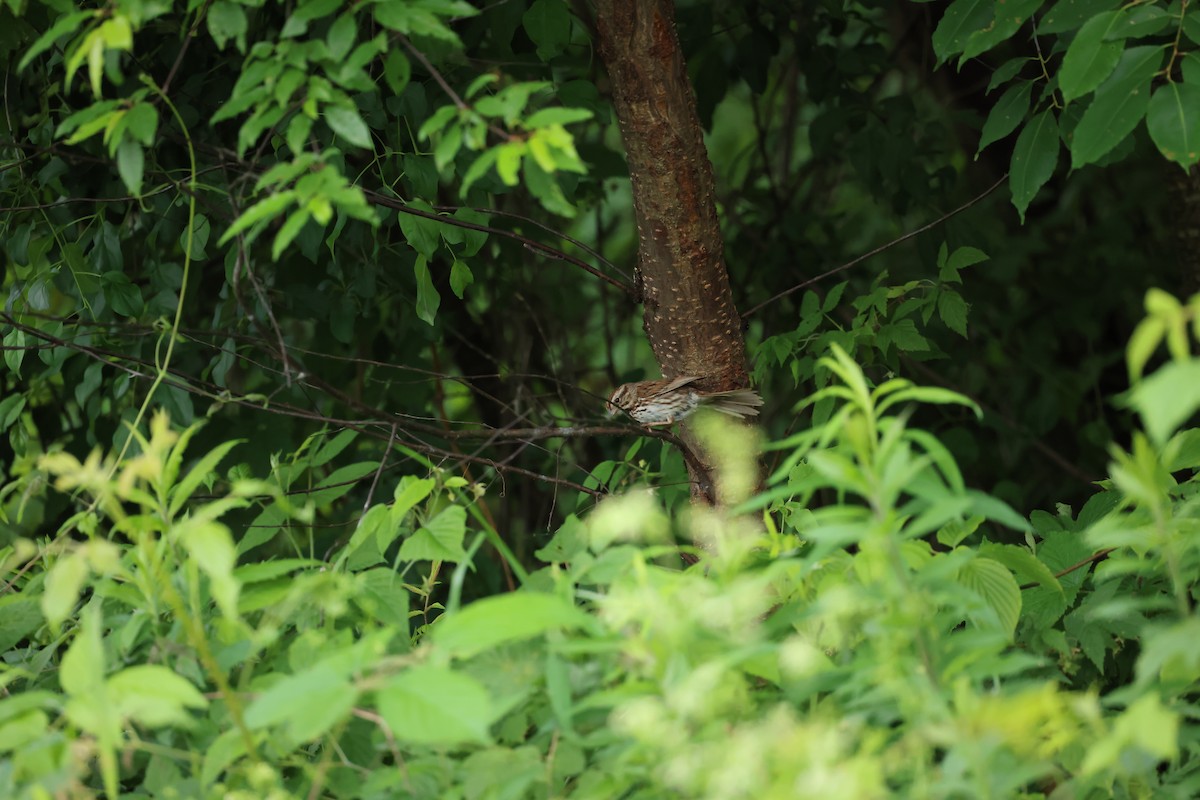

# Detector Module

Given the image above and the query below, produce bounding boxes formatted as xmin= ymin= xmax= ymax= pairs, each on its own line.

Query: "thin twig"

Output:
xmin=743 ymin=174 xmax=1009 ymax=318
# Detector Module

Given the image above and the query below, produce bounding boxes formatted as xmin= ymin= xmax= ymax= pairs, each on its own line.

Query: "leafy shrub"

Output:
xmin=4 ymin=292 xmax=1200 ymax=797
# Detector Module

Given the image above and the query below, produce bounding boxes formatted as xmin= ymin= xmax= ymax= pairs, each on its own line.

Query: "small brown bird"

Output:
xmin=607 ymin=376 xmax=763 ymax=426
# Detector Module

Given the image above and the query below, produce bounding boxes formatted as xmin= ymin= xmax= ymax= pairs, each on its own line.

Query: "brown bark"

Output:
xmin=593 ymin=0 xmax=748 ymax=395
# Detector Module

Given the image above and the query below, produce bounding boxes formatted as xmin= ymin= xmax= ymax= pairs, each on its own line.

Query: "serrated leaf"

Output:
xmin=1146 ymin=82 xmax=1200 ymax=169
xmin=399 ymin=504 xmax=466 ymax=562
xmin=938 ymin=290 xmax=970 ymax=336
xmin=1010 ymin=111 xmax=1059 ymax=222
xmin=957 ymin=555 xmax=1022 ymax=636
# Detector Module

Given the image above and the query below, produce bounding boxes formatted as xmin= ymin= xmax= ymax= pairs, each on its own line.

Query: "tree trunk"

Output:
xmin=594 ymin=0 xmax=753 ymax=502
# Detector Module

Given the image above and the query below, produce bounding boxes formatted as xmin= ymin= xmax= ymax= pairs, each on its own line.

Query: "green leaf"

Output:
xmin=1070 ymin=45 xmax=1165 ymax=168
xmin=398 ymin=504 xmax=467 ymax=562
xmin=431 ymin=591 xmax=594 ymax=659
xmin=977 ymin=81 xmax=1032 ymax=156
xmin=42 ymin=552 xmax=88 ymax=633
xmin=377 ymin=666 xmax=494 ymax=746
xmin=1039 ymin=0 xmax=1120 ymax=34
xmin=392 ymin=476 xmax=436 ymax=521
xmin=108 ymin=666 xmax=207 ymax=727
xmin=1058 ymin=12 xmax=1123 ymax=104
xmin=1010 ymin=111 xmax=1059 ymax=222
xmin=931 ymin=0 xmax=992 ymax=60
xmin=1125 ymin=360 xmax=1200 ymax=444
xmin=18 ymin=10 xmax=91 ymax=72
xmin=524 ymin=107 xmax=593 ymax=128
xmin=245 ymin=664 xmax=358 ymax=743
xmin=326 ymin=14 xmax=357 ymax=62
xmin=987 ymin=57 xmax=1031 ymax=92
xmin=956 ymin=555 xmax=1022 ymax=636
xmin=169 ymin=438 xmax=244 ymax=517
xmin=272 ymin=208 xmax=312 ymax=260
xmin=450 ymin=259 xmax=474 ymax=299
xmin=123 ymin=103 xmax=158 ymax=146
xmin=324 ymin=104 xmax=372 ymax=149
xmin=308 ymin=461 xmax=381 ymax=506
xmin=397 ymin=203 xmax=442 ymax=257
xmin=1109 ymin=5 xmax=1171 ymax=40
xmin=207 ymin=1 xmax=248 ymax=51
xmin=959 ymin=0 xmax=1045 ymax=63
xmin=178 ymin=520 xmax=238 ymax=618
xmin=523 ymin=0 xmax=572 ymax=61
xmin=383 ymin=49 xmax=411 ymax=96
xmin=413 ymin=255 xmax=440 ymax=325
xmin=218 ymin=191 xmax=297 ymax=246
xmin=937 ymin=290 xmax=969 ymax=336
xmin=979 ymin=542 xmax=1065 ymax=595
xmin=1146 ymin=82 xmax=1200 ymax=170
xmin=115 ymin=139 xmax=144 ymax=196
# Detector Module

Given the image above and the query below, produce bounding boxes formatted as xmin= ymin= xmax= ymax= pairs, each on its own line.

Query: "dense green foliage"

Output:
xmin=2 ymin=0 xmax=1200 ymax=796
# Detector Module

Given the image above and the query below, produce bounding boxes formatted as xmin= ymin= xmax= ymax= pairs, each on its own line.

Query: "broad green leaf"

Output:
xmin=1059 ymin=12 xmax=1123 ymax=103
xmin=1039 ymin=0 xmax=1120 ymax=34
xmin=1125 ymin=360 xmax=1200 ymax=444
xmin=450 ymin=259 xmax=474 ymax=298
xmin=245 ymin=664 xmax=358 ymax=742
xmin=431 ymin=591 xmax=594 ymax=659
xmin=0 ymin=599 xmax=43 ymax=654
xmin=207 ymin=1 xmax=248 ymax=51
xmin=383 ymin=49 xmax=411 ymax=95
xmin=115 ymin=139 xmax=144 ymax=196
xmin=398 ymin=504 xmax=467 ymax=562
xmin=108 ymin=666 xmax=207 ymax=727
xmin=308 ymin=461 xmax=381 ymax=507
xmin=524 ymin=107 xmax=593 ymax=128
xmin=324 ymin=104 xmax=372 ymax=149
xmin=201 ymin=728 xmax=252 ymax=787
xmin=42 ymin=551 xmax=88 ymax=632
xmin=931 ymin=0 xmax=992 ymax=61
xmin=937 ymin=290 xmax=969 ymax=336
xmin=1070 ymin=45 xmax=1165 ymax=168
xmin=1109 ymin=5 xmax=1171 ymax=40
xmin=169 ymin=438 xmax=244 ymax=517
xmin=326 ymin=14 xmax=357 ymax=61
xmin=1146 ymin=82 xmax=1200 ymax=170
xmin=218 ymin=191 xmax=297 ymax=245
xmin=271 ymin=208 xmax=311 ymax=260
xmin=987 ymin=57 xmax=1031 ymax=92
xmin=977 ymin=81 xmax=1032 ymax=156
xmin=397 ymin=203 xmax=442 ymax=257
xmin=60 ymin=605 xmax=106 ymax=697
xmin=1010 ymin=111 xmax=1059 ymax=222
xmin=959 ymin=0 xmax=1045 ymax=63
xmin=19 ymin=11 xmax=92 ymax=71
xmin=377 ymin=666 xmax=494 ymax=745
xmin=413 ymin=255 xmax=440 ymax=325
xmin=956 ymin=555 xmax=1022 ymax=636
xmin=392 ymin=476 xmax=436 ymax=521
xmin=123 ymin=103 xmax=158 ymax=146
xmin=178 ymin=520 xmax=238 ymax=618
xmin=979 ymin=542 xmax=1065 ymax=595
xmin=523 ymin=0 xmax=572 ymax=61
